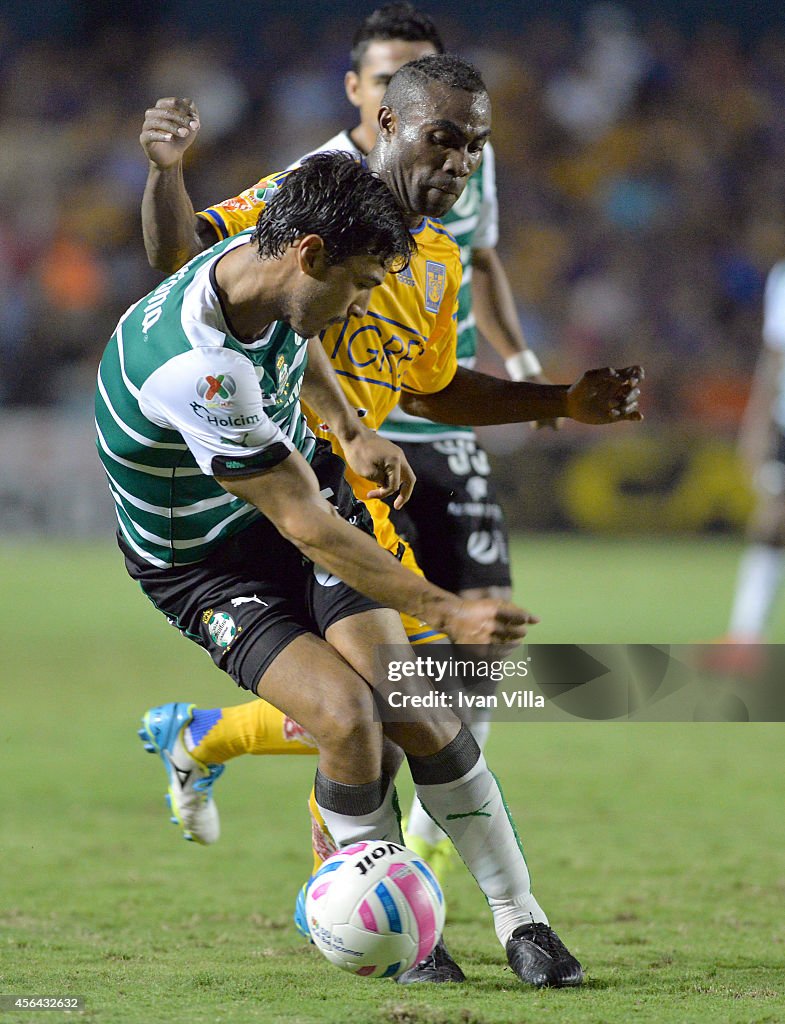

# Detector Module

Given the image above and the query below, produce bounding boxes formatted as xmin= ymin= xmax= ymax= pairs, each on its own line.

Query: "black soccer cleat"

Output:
xmin=505 ymin=922 xmax=584 ymax=988
xmin=395 ymin=938 xmax=466 ymax=984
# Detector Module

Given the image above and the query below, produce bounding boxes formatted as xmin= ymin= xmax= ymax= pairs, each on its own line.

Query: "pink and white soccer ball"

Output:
xmin=305 ymin=840 xmax=445 ymax=978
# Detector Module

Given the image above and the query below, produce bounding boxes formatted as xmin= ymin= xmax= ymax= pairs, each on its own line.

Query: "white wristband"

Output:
xmin=505 ymin=350 xmax=542 ymax=381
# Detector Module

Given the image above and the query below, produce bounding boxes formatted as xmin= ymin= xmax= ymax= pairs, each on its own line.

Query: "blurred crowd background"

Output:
xmin=2 ymin=0 xmax=784 ymax=533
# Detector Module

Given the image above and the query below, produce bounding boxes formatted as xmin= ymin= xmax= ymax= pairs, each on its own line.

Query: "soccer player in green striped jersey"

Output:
xmin=97 ymin=155 xmax=421 ymax=569
xmin=96 ymin=150 xmax=593 ymax=990
xmin=135 ymin=29 xmax=643 ymax=989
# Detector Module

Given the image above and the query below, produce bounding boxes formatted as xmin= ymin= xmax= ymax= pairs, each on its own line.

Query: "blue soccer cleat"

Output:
xmin=293 ymin=879 xmax=314 ymax=942
xmin=138 ymin=702 xmax=224 ymax=845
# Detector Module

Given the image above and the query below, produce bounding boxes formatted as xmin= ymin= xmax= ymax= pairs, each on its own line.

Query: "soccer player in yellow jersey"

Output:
xmin=285 ymin=3 xmax=560 ymax=884
xmin=143 ymin=59 xmax=482 ymax=646
xmin=138 ymin=53 xmax=643 ymax=986
xmin=192 ymin=161 xmax=464 ymax=648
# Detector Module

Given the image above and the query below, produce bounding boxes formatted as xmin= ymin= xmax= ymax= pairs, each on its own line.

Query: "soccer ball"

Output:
xmin=305 ymin=840 xmax=445 ymax=978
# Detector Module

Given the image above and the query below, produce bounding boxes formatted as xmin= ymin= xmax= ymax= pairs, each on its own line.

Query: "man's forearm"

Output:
xmin=217 ymin=450 xmax=534 ymax=643
xmin=142 ymin=164 xmax=203 ymax=273
xmin=217 ymin=457 xmax=456 ymax=631
xmin=301 ymin=338 xmax=364 ymax=442
xmin=302 ymin=338 xmax=415 ymax=507
xmin=287 ymin=508 xmax=457 ymax=630
xmin=401 ymin=366 xmax=569 ymax=425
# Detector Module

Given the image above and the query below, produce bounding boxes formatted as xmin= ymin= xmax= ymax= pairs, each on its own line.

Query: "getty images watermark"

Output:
xmin=372 ymin=644 xmax=785 ymax=723
xmin=384 ymin=653 xmax=542 ymax=712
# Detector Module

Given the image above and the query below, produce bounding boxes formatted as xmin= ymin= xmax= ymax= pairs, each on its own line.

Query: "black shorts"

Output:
xmin=386 ymin=436 xmax=512 ymax=592
xmin=122 ymin=441 xmax=382 ymax=694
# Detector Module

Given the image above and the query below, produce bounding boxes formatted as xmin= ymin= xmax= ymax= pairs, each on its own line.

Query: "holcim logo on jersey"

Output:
xmin=196 ymin=374 xmax=237 ymax=402
xmin=190 ymin=402 xmax=260 ymax=428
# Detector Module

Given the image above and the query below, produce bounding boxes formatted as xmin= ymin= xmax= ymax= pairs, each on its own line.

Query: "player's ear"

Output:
xmin=345 ymin=70 xmax=361 ymax=108
xmin=296 ymin=235 xmax=328 ymax=277
xmin=378 ymin=106 xmax=396 ymax=139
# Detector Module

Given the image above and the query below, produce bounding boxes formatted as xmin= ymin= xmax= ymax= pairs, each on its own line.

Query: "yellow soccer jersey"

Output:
xmin=199 ymin=173 xmax=460 ymax=430
xmin=199 ymin=173 xmax=461 ymax=644
xmin=306 ymin=219 xmax=459 ymax=488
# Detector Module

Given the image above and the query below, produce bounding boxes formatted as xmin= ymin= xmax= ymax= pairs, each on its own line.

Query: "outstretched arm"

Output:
xmin=399 ymin=364 xmax=644 ymax=425
xmin=471 ymin=245 xmax=560 ymax=429
xmin=139 ymin=97 xmax=217 ymax=272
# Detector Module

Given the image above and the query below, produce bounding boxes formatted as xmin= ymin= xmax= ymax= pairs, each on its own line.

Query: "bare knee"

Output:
xmin=312 ymin=687 xmax=381 ymax=756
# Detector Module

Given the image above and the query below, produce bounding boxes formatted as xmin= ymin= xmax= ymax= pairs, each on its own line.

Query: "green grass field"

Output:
xmin=2 ymin=536 xmax=784 ymax=1024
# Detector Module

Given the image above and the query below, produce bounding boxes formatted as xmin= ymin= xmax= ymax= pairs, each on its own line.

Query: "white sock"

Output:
xmin=314 ymin=771 xmax=403 ymax=848
xmin=728 ymin=544 xmax=784 ymax=637
xmin=405 ymin=717 xmax=492 ymax=847
xmin=409 ymin=731 xmax=548 ymax=946
xmin=406 ymin=794 xmax=445 ymax=846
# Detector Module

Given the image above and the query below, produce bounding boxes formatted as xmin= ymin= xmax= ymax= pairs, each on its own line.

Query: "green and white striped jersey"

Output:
xmin=95 ymin=230 xmax=313 ymax=568
xmin=295 ymin=132 xmax=499 ymax=442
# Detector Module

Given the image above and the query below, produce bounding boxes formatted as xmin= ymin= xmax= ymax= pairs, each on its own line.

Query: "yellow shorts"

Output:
xmin=309 ymin=421 xmax=447 ymax=645
xmin=363 ymin=493 xmax=447 ymax=645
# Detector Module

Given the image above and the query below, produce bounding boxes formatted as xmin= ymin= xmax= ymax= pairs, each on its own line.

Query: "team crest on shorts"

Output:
xmin=425 ymin=261 xmax=446 ymax=313
xmin=207 ymin=611 xmax=237 ymax=648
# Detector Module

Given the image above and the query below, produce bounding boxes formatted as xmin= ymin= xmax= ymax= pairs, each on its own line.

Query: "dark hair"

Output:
xmin=252 ymin=153 xmax=416 ymax=272
xmin=384 ymin=53 xmax=487 ymax=111
xmin=350 ymin=2 xmax=444 ymax=72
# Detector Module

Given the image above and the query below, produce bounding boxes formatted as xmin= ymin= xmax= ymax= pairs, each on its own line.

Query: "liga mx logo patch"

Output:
xmin=196 ymin=374 xmax=237 ymax=402
xmin=425 ymin=261 xmax=446 ymax=313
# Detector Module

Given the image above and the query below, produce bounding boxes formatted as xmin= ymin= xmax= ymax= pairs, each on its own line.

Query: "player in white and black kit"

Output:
xmin=722 ymin=261 xmax=785 ymax=644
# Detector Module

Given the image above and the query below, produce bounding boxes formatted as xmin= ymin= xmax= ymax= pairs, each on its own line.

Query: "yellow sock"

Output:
xmin=308 ymin=786 xmax=338 ymax=874
xmin=188 ymin=704 xmax=332 ymax=875
xmin=190 ymin=700 xmax=318 ymax=764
